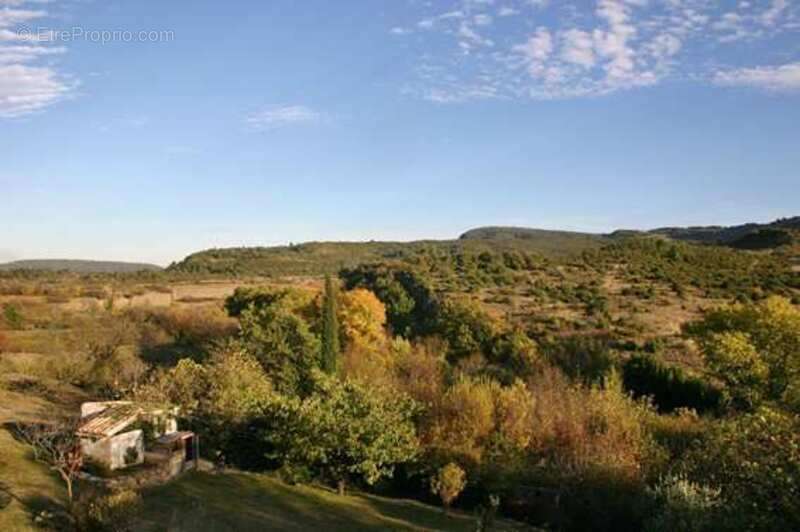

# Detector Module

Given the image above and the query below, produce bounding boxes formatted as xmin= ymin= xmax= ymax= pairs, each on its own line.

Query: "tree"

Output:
xmin=266 ymin=372 xmax=419 ymax=495
xmin=702 ymin=332 xmax=768 ymax=409
xmin=320 ymin=275 xmax=341 ymax=375
xmin=686 ymin=296 xmax=800 ymax=408
xmin=239 ymin=304 xmax=320 ymax=395
xmin=16 ymin=419 xmax=84 ymax=504
xmin=430 ymin=462 xmax=467 ymax=514
xmin=339 ymin=288 xmax=387 ymax=351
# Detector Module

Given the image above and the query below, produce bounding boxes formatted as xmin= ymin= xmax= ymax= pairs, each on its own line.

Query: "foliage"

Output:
xmin=683 ymin=407 xmax=800 ymax=531
xmin=622 ymin=354 xmax=722 ymax=414
xmin=81 ymin=489 xmax=143 ymax=532
xmin=238 ymin=303 xmax=321 ymax=395
xmin=264 ymin=372 xmax=420 ymax=494
xmin=488 ymin=329 xmax=542 ymax=379
xmin=527 ymin=369 xmax=655 ymax=477
xmin=437 ymin=298 xmax=499 ymax=361
xmin=430 ymin=462 xmax=467 ymax=511
xmin=2 ymin=303 xmax=24 ymax=330
xmin=321 ymin=275 xmax=341 ymax=375
xmin=687 ymin=296 xmax=800 ymax=408
xmin=543 ymin=335 xmax=615 ymax=386
xmin=341 ymin=264 xmax=439 ymax=338
xmin=426 ymin=377 xmax=535 ymax=466
xmin=339 ymin=288 xmax=387 ymax=351
xmin=586 ymin=237 xmax=799 ymax=301
xmin=225 ymin=285 xmax=316 ymax=319
xmin=135 ymin=345 xmax=274 ymax=467
xmin=644 ymin=474 xmax=721 ymax=532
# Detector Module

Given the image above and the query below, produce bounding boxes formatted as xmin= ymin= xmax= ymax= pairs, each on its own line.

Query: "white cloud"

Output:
xmin=395 ymin=0 xmax=800 ymax=102
xmin=0 ymin=1 xmax=73 ymax=118
xmin=714 ymin=62 xmax=800 ymax=92
xmin=514 ymin=27 xmax=552 ymax=61
xmin=761 ymin=0 xmax=788 ymax=27
xmin=246 ymin=105 xmax=325 ymax=130
xmin=560 ymin=29 xmax=595 ymax=68
xmin=0 ymin=64 xmax=72 ymax=118
xmin=474 ymin=14 xmax=493 ymax=26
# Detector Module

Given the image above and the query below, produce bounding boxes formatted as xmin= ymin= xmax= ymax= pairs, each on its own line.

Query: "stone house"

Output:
xmin=77 ymin=401 xmax=198 ymax=476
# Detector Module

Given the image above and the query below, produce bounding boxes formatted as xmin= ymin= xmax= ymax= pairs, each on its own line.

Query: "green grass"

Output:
xmin=138 ymin=471 xmax=524 ymax=532
xmin=0 ymin=429 xmax=66 ymax=531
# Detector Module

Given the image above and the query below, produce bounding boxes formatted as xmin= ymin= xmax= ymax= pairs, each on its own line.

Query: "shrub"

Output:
xmin=2 ymin=303 xmax=24 ymax=330
xmin=686 ymin=296 xmax=800 ymax=409
xmin=543 ymin=335 xmax=615 ymax=386
xmin=83 ymin=489 xmax=142 ymax=532
xmin=622 ymin=354 xmax=722 ymax=414
xmin=435 ymin=297 xmax=498 ymax=361
xmin=644 ymin=474 xmax=721 ymax=532
xmin=683 ymin=407 xmax=800 ymax=530
xmin=430 ymin=462 xmax=467 ymax=512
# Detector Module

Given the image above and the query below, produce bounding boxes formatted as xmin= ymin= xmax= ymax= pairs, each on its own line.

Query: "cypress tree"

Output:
xmin=321 ymin=274 xmax=341 ymax=374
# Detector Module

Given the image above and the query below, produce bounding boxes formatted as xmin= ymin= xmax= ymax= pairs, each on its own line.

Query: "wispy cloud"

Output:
xmin=393 ymin=0 xmax=800 ymax=103
xmin=714 ymin=62 xmax=800 ymax=92
xmin=246 ymin=105 xmax=325 ymax=130
xmin=0 ymin=0 xmax=74 ymax=118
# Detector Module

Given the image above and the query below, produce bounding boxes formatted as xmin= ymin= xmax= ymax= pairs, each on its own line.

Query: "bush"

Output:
xmin=686 ymin=296 xmax=800 ymax=409
xmin=622 ymin=354 xmax=722 ymax=414
xmin=543 ymin=335 xmax=614 ymax=386
xmin=430 ymin=462 xmax=467 ymax=512
xmin=81 ymin=489 xmax=142 ymax=532
xmin=644 ymin=474 xmax=721 ymax=532
xmin=683 ymin=407 xmax=800 ymax=530
xmin=2 ymin=303 xmax=24 ymax=330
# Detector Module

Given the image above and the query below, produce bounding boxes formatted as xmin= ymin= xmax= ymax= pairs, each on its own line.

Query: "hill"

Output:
xmin=167 ymin=235 xmax=603 ymax=277
xmin=0 ymin=260 xmax=162 ymax=274
xmin=167 ymin=216 xmax=798 ymax=278
xmin=648 ymin=216 xmax=800 ymax=245
xmin=458 ymin=226 xmax=609 ymax=254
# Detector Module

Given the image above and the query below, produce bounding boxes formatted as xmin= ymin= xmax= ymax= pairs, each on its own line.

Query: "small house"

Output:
xmin=77 ymin=401 xmax=198 ymax=476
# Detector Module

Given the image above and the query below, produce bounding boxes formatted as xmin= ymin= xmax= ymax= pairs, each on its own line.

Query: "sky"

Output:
xmin=1 ymin=0 xmax=799 ymax=265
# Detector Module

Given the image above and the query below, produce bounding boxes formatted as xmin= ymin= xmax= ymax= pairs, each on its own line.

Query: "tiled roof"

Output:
xmin=77 ymin=402 xmax=140 ymax=438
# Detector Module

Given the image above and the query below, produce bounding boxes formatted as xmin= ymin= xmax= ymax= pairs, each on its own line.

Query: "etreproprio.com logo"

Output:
xmin=15 ymin=26 xmax=175 ymax=44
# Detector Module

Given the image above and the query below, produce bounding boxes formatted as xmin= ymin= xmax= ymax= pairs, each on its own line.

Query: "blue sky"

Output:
xmin=1 ymin=0 xmax=799 ymax=265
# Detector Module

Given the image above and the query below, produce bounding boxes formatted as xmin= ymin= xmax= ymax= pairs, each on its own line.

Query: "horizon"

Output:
xmin=1 ymin=214 xmax=796 ymax=267
xmin=2 ymin=0 xmax=799 ymax=265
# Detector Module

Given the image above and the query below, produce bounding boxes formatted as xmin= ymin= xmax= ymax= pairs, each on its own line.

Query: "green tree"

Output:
xmin=265 ymin=372 xmax=419 ymax=495
xmin=321 ymin=275 xmax=341 ymax=375
xmin=239 ymin=304 xmax=321 ymax=395
xmin=686 ymin=296 xmax=800 ymax=408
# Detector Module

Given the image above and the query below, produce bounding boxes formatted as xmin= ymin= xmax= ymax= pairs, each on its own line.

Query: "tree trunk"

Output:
xmin=65 ymin=476 xmax=73 ymax=503
xmin=337 ymin=479 xmax=346 ymax=496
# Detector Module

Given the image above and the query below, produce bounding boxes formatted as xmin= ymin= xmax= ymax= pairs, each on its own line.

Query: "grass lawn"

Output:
xmin=138 ymin=471 xmax=526 ymax=532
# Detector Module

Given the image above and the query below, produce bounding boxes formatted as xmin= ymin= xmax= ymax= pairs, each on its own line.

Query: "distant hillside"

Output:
xmin=459 ymin=226 xmax=609 ymax=253
xmin=168 ymin=233 xmax=603 ymax=277
xmin=169 ymin=217 xmax=798 ymax=277
xmin=0 ymin=259 xmax=162 ymax=274
xmin=648 ymin=216 xmax=800 ymax=246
